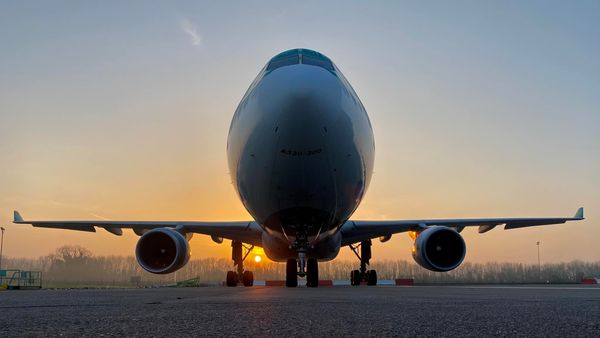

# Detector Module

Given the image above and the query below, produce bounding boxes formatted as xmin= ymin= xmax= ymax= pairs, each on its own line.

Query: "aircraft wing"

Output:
xmin=340 ymin=207 xmax=584 ymax=246
xmin=12 ymin=211 xmax=263 ymax=246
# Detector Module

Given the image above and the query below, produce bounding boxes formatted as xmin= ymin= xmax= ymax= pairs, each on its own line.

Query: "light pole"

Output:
xmin=0 ymin=227 xmax=5 ymax=271
xmin=536 ymin=241 xmax=541 ymax=282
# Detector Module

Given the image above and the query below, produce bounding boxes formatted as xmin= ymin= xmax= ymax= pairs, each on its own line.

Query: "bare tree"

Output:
xmin=2 ymin=246 xmax=599 ymax=287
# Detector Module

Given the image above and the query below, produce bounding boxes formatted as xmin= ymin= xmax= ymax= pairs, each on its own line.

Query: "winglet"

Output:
xmin=13 ymin=210 xmax=24 ymax=223
xmin=574 ymin=207 xmax=584 ymax=220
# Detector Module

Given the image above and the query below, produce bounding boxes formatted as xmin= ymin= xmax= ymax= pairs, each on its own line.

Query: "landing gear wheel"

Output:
xmin=306 ymin=258 xmax=319 ymax=288
xmin=351 ymin=269 xmax=361 ymax=286
xmin=228 ymin=241 xmax=255 ymax=287
xmin=349 ymin=240 xmax=374 ymax=286
xmin=226 ymin=271 xmax=237 ymax=287
xmin=286 ymin=258 xmax=298 ymax=287
xmin=367 ymin=269 xmax=377 ymax=286
xmin=242 ymin=271 xmax=254 ymax=287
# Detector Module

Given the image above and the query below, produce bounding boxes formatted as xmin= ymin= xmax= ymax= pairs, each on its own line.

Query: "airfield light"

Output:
xmin=537 ymin=241 xmax=541 ymax=281
xmin=254 ymin=255 xmax=262 ymax=263
xmin=0 ymin=227 xmax=5 ymax=270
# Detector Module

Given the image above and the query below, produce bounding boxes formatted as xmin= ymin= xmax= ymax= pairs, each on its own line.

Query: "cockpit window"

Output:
xmin=266 ymin=54 xmax=300 ymax=72
xmin=266 ymin=48 xmax=336 ymax=74
xmin=301 ymin=54 xmax=334 ymax=72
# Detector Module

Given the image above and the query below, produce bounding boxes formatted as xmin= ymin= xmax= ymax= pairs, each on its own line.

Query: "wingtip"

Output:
xmin=13 ymin=210 xmax=24 ymax=223
xmin=574 ymin=207 xmax=584 ymax=220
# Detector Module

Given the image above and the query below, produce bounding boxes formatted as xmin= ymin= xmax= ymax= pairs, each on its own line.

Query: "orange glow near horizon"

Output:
xmin=0 ymin=3 xmax=597 ymax=265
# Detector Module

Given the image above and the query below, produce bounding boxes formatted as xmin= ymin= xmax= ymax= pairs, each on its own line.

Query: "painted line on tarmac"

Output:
xmin=440 ymin=285 xmax=600 ymax=290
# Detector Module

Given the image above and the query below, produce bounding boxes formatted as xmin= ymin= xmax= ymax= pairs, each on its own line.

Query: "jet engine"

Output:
xmin=412 ymin=226 xmax=466 ymax=272
xmin=135 ymin=228 xmax=190 ymax=274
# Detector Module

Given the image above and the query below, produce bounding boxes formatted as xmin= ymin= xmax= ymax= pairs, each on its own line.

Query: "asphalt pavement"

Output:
xmin=1 ymin=285 xmax=599 ymax=337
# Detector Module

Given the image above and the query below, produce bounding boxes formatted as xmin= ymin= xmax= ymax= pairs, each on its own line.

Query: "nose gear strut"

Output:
xmin=298 ymin=251 xmax=307 ymax=277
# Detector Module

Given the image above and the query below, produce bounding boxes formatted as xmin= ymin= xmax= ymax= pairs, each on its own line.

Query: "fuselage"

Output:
xmin=227 ymin=49 xmax=374 ymax=260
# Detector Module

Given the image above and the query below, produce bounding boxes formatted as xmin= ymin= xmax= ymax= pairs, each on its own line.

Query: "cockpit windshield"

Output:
xmin=266 ymin=53 xmax=299 ymax=72
xmin=300 ymin=51 xmax=335 ymax=72
xmin=266 ymin=49 xmax=335 ymax=73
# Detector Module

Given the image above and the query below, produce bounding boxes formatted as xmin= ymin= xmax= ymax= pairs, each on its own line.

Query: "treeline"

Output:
xmin=3 ymin=246 xmax=599 ymax=286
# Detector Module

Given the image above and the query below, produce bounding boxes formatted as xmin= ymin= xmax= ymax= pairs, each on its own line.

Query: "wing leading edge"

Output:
xmin=340 ymin=207 xmax=584 ymax=246
xmin=13 ymin=207 xmax=585 ymax=248
xmin=13 ymin=211 xmax=263 ymax=246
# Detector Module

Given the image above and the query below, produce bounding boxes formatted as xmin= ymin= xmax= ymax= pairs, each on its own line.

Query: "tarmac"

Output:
xmin=1 ymin=285 xmax=599 ymax=337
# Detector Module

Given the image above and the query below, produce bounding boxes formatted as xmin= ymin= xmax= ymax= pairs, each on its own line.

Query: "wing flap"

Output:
xmin=103 ymin=226 xmax=123 ymax=236
xmin=478 ymin=224 xmax=497 ymax=234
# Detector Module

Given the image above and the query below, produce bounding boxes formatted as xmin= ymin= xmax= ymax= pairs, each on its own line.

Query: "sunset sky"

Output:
xmin=1 ymin=1 xmax=598 ymax=264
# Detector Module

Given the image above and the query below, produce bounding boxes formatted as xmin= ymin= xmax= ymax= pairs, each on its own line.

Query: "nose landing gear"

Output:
xmin=285 ymin=234 xmax=319 ymax=287
xmin=285 ymin=256 xmax=319 ymax=287
xmin=349 ymin=239 xmax=377 ymax=286
xmin=225 ymin=240 xmax=255 ymax=287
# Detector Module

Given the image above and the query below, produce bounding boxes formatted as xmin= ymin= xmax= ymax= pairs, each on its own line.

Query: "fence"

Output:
xmin=0 ymin=269 xmax=43 ymax=289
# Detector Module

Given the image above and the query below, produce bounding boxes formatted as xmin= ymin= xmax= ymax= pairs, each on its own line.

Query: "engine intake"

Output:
xmin=135 ymin=228 xmax=190 ymax=274
xmin=412 ymin=226 xmax=466 ymax=272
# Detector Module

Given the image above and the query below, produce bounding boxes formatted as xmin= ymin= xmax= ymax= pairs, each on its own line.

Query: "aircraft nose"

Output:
xmin=261 ymin=64 xmax=341 ymax=108
xmin=251 ymin=64 xmax=349 ymax=153
xmin=271 ymin=78 xmax=338 ymax=145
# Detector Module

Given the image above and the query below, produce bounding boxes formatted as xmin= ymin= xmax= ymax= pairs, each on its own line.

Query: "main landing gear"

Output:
xmin=226 ymin=240 xmax=254 ymax=287
xmin=349 ymin=239 xmax=377 ymax=286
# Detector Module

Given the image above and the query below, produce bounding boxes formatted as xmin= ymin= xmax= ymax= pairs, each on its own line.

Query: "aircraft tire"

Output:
xmin=306 ymin=258 xmax=318 ymax=287
xmin=242 ymin=271 xmax=254 ymax=287
xmin=226 ymin=271 xmax=237 ymax=287
xmin=286 ymin=259 xmax=298 ymax=287
xmin=367 ymin=269 xmax=377 ymax=286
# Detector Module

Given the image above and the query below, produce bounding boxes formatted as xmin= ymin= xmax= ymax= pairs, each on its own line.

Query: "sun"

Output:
xmin=254 ymin=255 xmax=262 ymax=263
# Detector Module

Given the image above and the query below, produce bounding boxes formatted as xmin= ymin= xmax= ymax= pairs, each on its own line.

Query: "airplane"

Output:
xmin=13 ymin=48 xmax=585 ymax=287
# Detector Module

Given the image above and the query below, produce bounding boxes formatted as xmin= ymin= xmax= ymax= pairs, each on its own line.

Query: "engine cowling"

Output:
xmin=135 ymin=228 xmax=190 ymax=274
xmin=412 ymin=226 xmax=466 ymax=272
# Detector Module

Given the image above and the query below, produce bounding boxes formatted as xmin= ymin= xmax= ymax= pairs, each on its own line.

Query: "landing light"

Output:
xmin=254 ymin=255 xmax=262 ymax=263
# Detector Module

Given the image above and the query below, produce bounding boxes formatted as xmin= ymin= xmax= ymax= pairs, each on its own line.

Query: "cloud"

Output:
xmin=181 ymin=19 xmax=202 ymax=46
xmin=90 ymin=213 xmax=110 ymax=221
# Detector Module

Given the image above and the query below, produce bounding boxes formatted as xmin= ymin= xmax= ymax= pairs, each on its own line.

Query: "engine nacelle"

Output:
xmin=135 ymin=228 xmax=190 ymax=274
xmin=412 ymin=226 xmax=466 ymax=272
